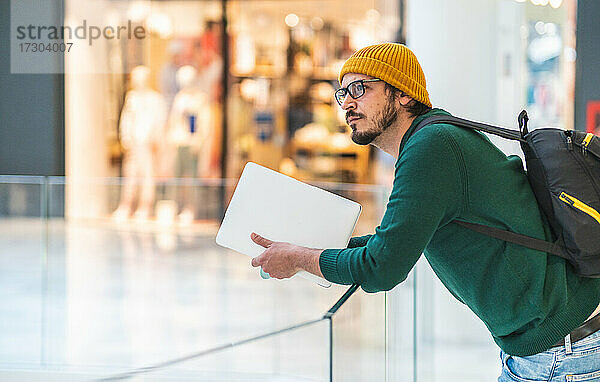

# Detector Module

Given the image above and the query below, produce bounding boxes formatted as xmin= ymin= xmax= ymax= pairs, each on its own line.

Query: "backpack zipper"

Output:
xmin=565 ymin=130 xmax=574 ymax=151
xmin=564 ymin=131 xmax=600 ymax=198
xmin=582 ymin=133 xmax=594 ymax=156
xmin=559 ymin=192 xmax=600 ymax=225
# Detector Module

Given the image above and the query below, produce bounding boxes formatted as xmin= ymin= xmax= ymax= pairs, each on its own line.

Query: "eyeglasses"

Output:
xmin=334 ymin=79 xmax=382 ymax=106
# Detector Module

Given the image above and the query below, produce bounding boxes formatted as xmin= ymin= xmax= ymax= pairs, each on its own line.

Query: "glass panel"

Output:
xmin=332 ymin=286 xmax=386 ymax=382
xmin=123 ymin=319 xmax=331 ymax=381
xmin=414 ymin=260 xmax=501 ymax=382
xmin=0 ymin=176 xmax=45 ymax=366
xmin=43 ymin=178 xmax=66 ymax=367
xmin=0 ymin=177 xmax=390 ymax=380
xmin=386 ymin=272 xmax=415 ymax=382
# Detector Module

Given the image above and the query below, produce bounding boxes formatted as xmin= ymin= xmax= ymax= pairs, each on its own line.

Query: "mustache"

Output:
xmin=345 ymin=111 xmax=366 ymax=124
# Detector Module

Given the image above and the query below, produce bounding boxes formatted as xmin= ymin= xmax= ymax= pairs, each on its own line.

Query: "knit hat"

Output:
xmin=339 ymin=43 xmax=432 ymax=107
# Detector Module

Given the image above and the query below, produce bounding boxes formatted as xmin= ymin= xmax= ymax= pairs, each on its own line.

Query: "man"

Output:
xmin=250 ymin=43 xmax=600 ymax=380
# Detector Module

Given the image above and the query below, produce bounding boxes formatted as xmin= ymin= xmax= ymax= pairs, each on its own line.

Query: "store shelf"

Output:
xmin=230 ymin=66 xmax=286 ymax=79
xmin=291 ymin=140 xmax=370 ymax=183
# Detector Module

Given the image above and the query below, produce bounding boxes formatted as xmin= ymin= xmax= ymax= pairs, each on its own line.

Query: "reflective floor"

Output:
xmin=0 ymin=218 xmax=387 ymax=381
xmin=0 ymin=217 xmax=502 ymax=381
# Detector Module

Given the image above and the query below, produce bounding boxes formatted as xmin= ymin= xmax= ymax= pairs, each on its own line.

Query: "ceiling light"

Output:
xmin=549 ymin=0 xmax=563 ymax=8
xmin=310 ymin=17 xmax=324 ymax=31
xmin=285 ymin=13 xmax=300 ymax=28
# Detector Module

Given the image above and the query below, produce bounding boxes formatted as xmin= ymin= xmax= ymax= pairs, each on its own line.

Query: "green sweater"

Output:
xmin=319 ymin=108 xmax=600 ymax=356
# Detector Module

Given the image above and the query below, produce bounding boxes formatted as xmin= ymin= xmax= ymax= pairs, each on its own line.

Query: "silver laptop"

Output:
xmin=216 ymin=162 xmax=362 ymax=287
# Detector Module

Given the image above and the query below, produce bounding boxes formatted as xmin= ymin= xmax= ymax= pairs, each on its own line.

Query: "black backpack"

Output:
xmin=414 ymin=111 xmax=600 ymax=277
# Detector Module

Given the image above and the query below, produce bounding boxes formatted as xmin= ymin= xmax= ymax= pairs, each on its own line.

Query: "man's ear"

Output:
xmin=398 ymin=93 xmax=413 ymax=107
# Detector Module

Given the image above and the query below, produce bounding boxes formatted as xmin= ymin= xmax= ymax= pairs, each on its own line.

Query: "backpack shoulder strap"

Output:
xmin=454 ymin=220 xmax=567 ymax=259
xmin=413 ymin=115 xmax=526 ymax=143
xmin=413 ymin=114 xmax=566 ymax=258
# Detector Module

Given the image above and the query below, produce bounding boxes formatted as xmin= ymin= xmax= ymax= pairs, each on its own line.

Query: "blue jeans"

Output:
xmin=498 ymin=329 xmax=600 ymax=381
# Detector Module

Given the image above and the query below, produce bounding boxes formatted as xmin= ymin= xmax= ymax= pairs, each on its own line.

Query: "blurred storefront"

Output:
xmin=518 ymin=0 xmax=577 ymax=131
xmin=225 ymin=1 xmax=402 ymax=184
xmin=64 ymin=0 xmax=403 ymax=221
xmin=61 ymin=0 xmax=577 ymax=222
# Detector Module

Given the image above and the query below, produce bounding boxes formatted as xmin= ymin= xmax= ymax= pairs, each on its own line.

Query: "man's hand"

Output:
xmin=250 ymin=232 xmax=325 ymax=279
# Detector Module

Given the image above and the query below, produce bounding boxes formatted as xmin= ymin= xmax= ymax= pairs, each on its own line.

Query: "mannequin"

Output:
xmin=168 ymin=65 xmax=212 ymax=223
xmin=113 ymin=65 xmax=167 ymax=220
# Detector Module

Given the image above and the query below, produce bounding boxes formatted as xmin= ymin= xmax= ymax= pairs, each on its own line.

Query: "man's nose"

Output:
xmin=341 ymin=94 xmax=356 ymax=111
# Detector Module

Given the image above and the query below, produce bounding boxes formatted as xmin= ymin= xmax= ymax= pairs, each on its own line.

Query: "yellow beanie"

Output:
xmin=339 ymin=43 xmax=432 ymax=108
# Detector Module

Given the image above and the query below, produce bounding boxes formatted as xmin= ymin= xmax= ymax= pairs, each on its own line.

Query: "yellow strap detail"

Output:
xmin=559 ymin=192 xmax=600 ymax=225
xmin=583 ymin=133 xmax=594 ymax=148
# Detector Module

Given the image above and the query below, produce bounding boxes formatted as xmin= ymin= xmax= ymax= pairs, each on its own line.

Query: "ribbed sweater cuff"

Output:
xmin=319 ymin=249 xmax=354 ymax=285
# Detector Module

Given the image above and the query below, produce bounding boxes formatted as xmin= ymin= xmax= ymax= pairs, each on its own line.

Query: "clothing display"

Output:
xmin=168 ymin=89 xmax=211 ymax=155
xmin=114 ymin=66 xmax=167 ymax=220
xmin=167 ymin=66 xmax=213 ymax=221
xmin=169 ymin=66 xmax=212 ymax=173
xmin=319 ymin=108 xmax=600 ymax=357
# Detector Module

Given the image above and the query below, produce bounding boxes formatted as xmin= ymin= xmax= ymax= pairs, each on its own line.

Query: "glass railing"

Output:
xmin=0 ymin=175 xmax=501 ymax=381
xmin=0 ymin=176 xmax=392 ymax=381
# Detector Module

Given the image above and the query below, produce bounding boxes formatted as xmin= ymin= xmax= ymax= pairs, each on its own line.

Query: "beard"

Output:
xmin=349 ymin=95 xmax=399 ymax=146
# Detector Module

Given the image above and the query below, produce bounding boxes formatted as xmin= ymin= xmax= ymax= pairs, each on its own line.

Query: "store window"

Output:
xmin=226 ymin=1 xmax=402 ymax=183
xmin=65 ymin=0 xmax=402 ymax=221
xmin=109 ymin=2 xmax=225 ymax=221
xmin=497 ymin=0 xmax=577 ymax=130
xmin=526 ymin=0 xmax=577 ymax=130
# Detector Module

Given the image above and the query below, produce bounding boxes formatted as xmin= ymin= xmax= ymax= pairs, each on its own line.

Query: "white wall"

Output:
xmin=406 ymin=0 xmax=498 ymax=122
xmin=494 ymin=0 xmax=526 ymax=158
xmin=65 ymin=0 xmax=114 ymax=219
xmin=406 ymin=0 xmax=525 ymax=158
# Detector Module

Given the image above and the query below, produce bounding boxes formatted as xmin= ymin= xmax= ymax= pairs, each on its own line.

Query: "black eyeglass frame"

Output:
xmin=334 ymin=78 xmax=382 ymax=106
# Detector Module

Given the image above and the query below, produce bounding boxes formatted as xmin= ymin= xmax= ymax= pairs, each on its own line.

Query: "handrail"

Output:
xmin=0 ymin=175 xmax=389 ymax=193
xmin=97 ymin=284 xmax=360 ymax=381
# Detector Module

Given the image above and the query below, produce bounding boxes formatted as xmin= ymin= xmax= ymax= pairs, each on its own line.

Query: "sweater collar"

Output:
xmin=398 ymin=108 xmax=451 ymax=156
